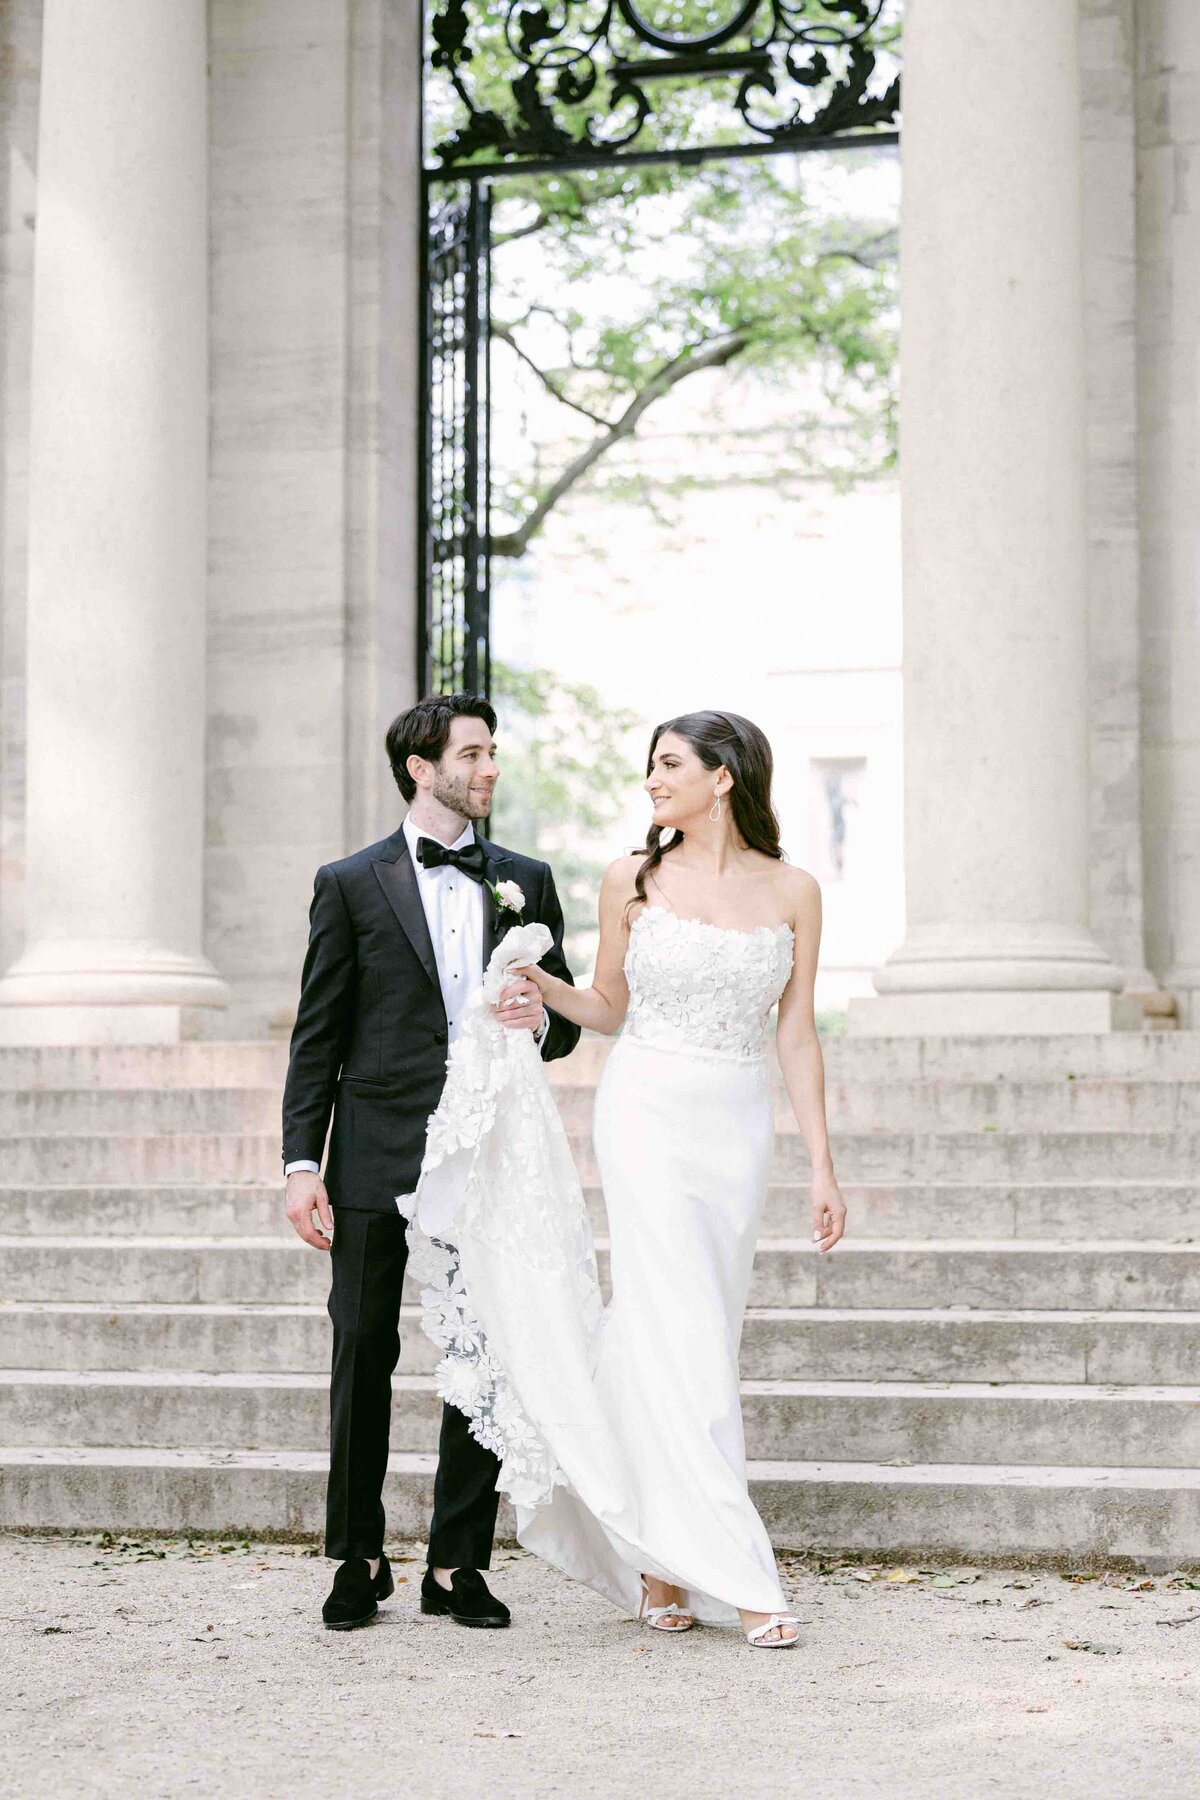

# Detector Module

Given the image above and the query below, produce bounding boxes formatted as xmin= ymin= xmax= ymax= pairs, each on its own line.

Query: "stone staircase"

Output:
xmin=1 ymin=1035 xmax=1198 ymax=1565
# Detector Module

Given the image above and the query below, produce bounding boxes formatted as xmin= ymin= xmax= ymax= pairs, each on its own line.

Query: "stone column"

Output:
xmin=1137 ymin=0 xmax=1200 ymax=1027
xmin=204 ymin=0 xmax=422 ymax=1038
xmin=0 ymin=0 xmax=226 ymax=1043
xmin=851 ymin=0 xmax=1123 ymax=1035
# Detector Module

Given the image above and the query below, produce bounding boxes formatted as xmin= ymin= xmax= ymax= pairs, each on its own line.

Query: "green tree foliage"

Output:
xmin=488 ymin=661 xmax=644 ymax=953
xmin=489 ymin=157 xmax=898 ymax=555
xmin=426 ymin=7 xmax=901 ymax=557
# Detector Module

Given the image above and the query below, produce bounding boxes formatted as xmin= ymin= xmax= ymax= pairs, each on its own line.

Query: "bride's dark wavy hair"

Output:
xmin=628 ymin=710 xmax=784 ymax=918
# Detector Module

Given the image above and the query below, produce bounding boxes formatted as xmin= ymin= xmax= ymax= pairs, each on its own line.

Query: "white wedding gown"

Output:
xmin=398 ymin=903 xmax=795 ymax=1627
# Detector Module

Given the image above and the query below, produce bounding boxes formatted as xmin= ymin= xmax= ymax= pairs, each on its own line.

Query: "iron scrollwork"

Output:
xmin=419 ymin=185 xmax=492 ymax=696
xmin=429 ymin=1 xmax=899 ymax=168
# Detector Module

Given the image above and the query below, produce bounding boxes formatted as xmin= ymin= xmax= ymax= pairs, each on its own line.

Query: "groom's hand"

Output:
xmin=285 ymin=1170 xmax=334 ymax=1250
xmin=493 ymin=974 xmax=544 ymax=1032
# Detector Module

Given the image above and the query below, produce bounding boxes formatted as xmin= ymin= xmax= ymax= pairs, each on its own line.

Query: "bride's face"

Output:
xmin=644 ymin=731 xmax=722 ymax=831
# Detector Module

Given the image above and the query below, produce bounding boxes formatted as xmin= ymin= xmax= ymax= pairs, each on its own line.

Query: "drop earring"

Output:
xmin=709 ymin=791 xmax=722 ymax=823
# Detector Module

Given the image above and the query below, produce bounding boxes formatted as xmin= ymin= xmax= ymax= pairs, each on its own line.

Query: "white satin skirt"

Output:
xmin=517 ymin=1034 xmax=789 ymax=1626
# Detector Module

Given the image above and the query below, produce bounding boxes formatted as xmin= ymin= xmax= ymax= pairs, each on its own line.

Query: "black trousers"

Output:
xmin=324 ymin=1208 xmax=502 ymax=1567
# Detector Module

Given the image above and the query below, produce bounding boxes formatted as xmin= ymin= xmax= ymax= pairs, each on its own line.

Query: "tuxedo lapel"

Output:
xmin=478 ymin=837 xmax=515 ymax=971
xmin=372 ymin=839 xmax=440 ymax=993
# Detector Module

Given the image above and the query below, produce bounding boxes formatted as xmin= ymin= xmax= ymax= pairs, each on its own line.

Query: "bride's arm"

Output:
xmin=775 ymin=871 xmax=846 ymax=1253
xmin=516 ymin=856 xmax=636 ymax=1038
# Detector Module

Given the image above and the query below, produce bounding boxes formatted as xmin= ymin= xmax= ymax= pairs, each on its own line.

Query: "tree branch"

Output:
xmin=815 ymin=228 xmax=898 ymax=273
xmin=490 ymin=331 xmax=749 ymax=559
xmin=492 ymin=324 xmax=614 ymax=428
xmin=492 ymin=209 xmax=551 ymax=247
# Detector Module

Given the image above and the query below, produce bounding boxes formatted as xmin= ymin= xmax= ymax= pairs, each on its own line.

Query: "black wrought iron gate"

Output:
xmin=419 ymin=181 xmax=492 ymax=696
xmin=418 ymin=1 xmax=901 ymax=697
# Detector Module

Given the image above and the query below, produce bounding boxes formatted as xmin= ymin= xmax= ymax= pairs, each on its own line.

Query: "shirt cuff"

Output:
xmin=533 ymin=1007 xmax=550 ymax=1048
xmin=285 ymin=1160 xmax=321 ymax=1177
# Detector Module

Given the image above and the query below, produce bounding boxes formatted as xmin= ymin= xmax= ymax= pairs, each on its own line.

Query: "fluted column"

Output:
xmin=0 ymin=0 xmax=226 ymax=1043
xmin=1137 ymin=0 xmax=1200 ymax=1027
xmin=850 ymin=0 xmax=1122 ymax=1035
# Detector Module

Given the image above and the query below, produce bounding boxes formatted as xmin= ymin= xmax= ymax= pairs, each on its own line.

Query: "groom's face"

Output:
xmin=428 ymin=716 xmax=499 ymax=820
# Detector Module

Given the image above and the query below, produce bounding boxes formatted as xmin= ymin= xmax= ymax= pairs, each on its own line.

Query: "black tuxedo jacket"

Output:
xmin=281 ymin=827 xmax=580 ymax=1214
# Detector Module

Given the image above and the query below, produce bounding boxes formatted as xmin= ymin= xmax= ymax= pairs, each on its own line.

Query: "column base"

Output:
xmin=0 ymin=939 xmax=228 ymax=1043
xmin=0 ymin=1004 xmax=214 ymax=1046
xmin=1163 ymin=977 xmax=1200 ymax=1031
xmin=847 ymin=989 xmax=1142 ymax=1038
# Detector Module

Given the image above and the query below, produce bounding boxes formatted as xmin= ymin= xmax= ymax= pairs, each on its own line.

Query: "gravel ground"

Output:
xmin=1 ymin=1534 xmax=1198 ymax=1800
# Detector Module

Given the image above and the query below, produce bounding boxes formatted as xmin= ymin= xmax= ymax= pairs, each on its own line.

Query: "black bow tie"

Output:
xmin=415 ymin=836 xmax=487 ymax=882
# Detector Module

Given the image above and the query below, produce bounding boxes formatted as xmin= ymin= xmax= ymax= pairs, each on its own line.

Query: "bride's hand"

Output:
xmin=510 ymin=961 xmax=551 ymax=997
xmin=811 ymin=1168 xmax=846 ymax=1253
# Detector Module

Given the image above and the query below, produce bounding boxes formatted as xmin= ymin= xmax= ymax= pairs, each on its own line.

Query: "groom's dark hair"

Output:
xmin=386 ymin=692 xmax=497 ymax=802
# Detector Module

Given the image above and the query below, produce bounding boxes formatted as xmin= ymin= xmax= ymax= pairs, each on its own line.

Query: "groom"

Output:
xmin=282 ymin=692 xmax=579 ymax=1630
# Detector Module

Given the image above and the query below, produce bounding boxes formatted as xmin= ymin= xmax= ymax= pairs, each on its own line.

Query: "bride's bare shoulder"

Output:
xmin=601 ymin=853 xmax=643 ymax=899
xmin=777 ymin=862 xmax=821 ymax=923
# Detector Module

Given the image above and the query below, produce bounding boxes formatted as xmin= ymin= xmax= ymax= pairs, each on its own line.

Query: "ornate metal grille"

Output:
xmin=419 ymin=183 xmax=492 ymax=696
xmin=418 ymin=2 xmax=899 ymax=697
xmin=429 ymin=0 xmax=899 ymax=172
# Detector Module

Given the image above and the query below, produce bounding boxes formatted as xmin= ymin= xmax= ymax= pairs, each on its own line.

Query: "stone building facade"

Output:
xmin=0 ymin=0 xmax=1197 ymax=1042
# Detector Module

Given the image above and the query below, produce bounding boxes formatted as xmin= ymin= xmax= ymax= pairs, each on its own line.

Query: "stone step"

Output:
xmin=564 ymin=1037 xmax=1200 ymax=1084
xmin=552 ymin=1078 xmax=1200 ymax=1133
xmin=2 ymin=1301 xmax=1196 ymax=1386
xmin=0 ymin=1088 xmax=285 ymax=1134
xmin=5 ymin=1369 xmax=1199 ymax=1469
xmin=2 ymin=1445 xmax=1197 ymax=1561
xmin=9 ymin=1126 xmax=1196 ymax=1185
xmin=6 ymin=1180 xmax=1196 ymax=1243
xmin=0 ymin=1044 xmax=290 ymax=1090
xmin=3 ymin=1235 xmax=1197 ymax=1310
xmin=0 ymin=1032 xmax=1194 ymax=1090
xmin=822 ymin=1077 xmax=1200 ymax=1131
xmin=0 ymin=1135 xmax=284 ymax=1184
xmin=7 ymin=1076 xmax=1200 ymax=1136
xmin=0 ymin=1033 xmax=1195 ymax=1090
xmin=574 ymin=1129 xmax=1200 ymax=1184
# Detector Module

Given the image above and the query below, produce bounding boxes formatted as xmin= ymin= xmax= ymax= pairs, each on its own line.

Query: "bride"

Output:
xmin=398 ymin=709 xmax=846 ymax=1649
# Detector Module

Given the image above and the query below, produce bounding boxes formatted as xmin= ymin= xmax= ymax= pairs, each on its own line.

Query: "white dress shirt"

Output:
xmin=285 ymin=817 xmax=546 ymax=1178
xmin=402 ymin=814 xmax=484 ymax=1046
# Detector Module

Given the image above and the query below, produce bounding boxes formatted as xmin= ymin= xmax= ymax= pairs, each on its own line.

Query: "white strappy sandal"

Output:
xmin=638 ymin=1575 xmax=695 ymax=1633
xmin=744 ymin=1613 xmax=800 ymax=1649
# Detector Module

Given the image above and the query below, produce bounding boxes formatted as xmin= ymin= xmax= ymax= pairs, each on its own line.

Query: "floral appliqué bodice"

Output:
xmin=623 ymin=906 xmax=795 ymax=1061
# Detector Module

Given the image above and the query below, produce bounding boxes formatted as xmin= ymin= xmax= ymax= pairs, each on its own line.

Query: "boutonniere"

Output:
xmin=490 ymin=878 xmax=525 ymax=919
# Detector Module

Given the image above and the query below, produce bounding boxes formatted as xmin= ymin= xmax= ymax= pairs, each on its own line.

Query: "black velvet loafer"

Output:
xmin=420 ymin=1566 xmax=510 ymax=1628
xmin=322 ymin=1553 xmax=395 ymax=1630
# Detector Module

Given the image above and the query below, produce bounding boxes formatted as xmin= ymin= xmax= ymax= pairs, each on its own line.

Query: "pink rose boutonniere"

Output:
xmin=490 ymin=879 xmax=525 ymax=920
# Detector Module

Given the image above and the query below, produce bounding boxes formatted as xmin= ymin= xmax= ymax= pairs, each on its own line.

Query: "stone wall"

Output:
xmin=0 ymin=0 xmax=40 ymax=980
xmin=204 ymin=0 xmax=421 ymax=1037
xmin=1136 ymin=0 xmax=1200 ymax=1023
xmin=1081 ymin=0 xmax=1151 ymax=989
